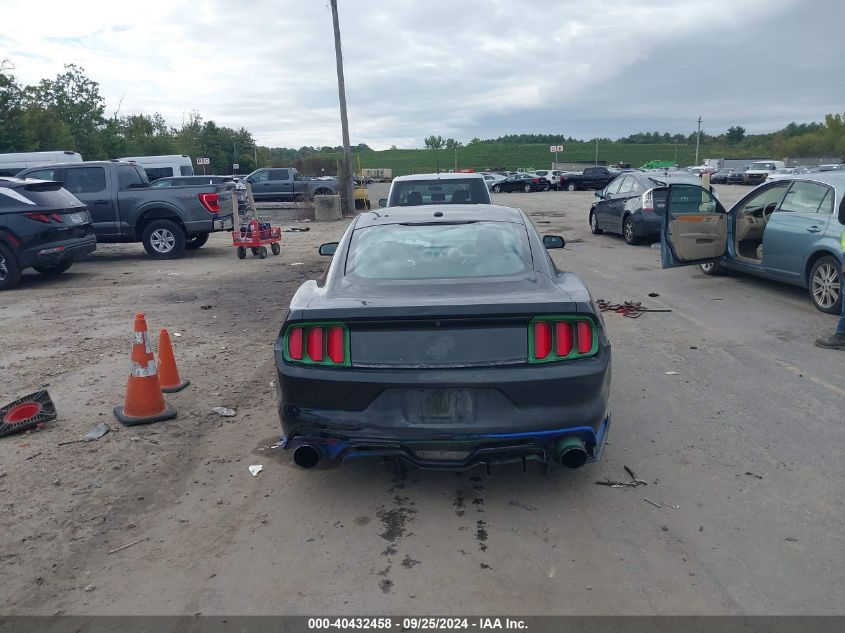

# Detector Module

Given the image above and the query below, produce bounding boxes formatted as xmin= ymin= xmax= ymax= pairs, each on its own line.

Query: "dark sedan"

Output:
xmin=589 ymin=171 xmax=703 ymax=244
xmin=0 ymin=177 xmax=96 ymax=290
xmin=710 ymin=168 xmax=735 ymax=184
xmin=273 ymin=205 xmax=611 ymax=473
xmin=727 ymin=166 xmax=749 ymax=184
xmin=490 ymin=174 xmax=551 ymax=193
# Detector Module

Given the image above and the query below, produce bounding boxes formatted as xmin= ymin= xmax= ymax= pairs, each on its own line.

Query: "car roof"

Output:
xmin=354 ymin=204 xmax=524 ymax=228
xmin=774 ymin=172 xmax=845 ymax=187
xmin=392 ymin=172 xmax=484 ymax=182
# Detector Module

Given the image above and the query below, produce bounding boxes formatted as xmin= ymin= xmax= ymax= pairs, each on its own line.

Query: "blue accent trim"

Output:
xmin=478 ymin=425 xmax=597 ymax=440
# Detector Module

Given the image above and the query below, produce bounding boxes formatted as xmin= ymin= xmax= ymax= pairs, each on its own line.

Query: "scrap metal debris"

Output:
xmin=596 ymin=299 xmax=673 ymax=319
xmin=85 ymin=422 xmax=111 ymax=441
xmin=248 ymin=464 xmax=263 ymax=477
xmin=107 ymin=536 xmax=149 ymax=555
xmin=595 ymin=465 xmax=649 ymax=488
xmin=283 ymin=227 xmax=310 ymax=232
xmin=212 ymin=407 xmax=236 ymax=417
xmin=644 ymin=498 xmax=679 ymax=509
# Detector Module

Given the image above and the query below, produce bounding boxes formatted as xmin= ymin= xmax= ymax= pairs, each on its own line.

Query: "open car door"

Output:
xmin=660 ymin=183 xmax=728 ymax=269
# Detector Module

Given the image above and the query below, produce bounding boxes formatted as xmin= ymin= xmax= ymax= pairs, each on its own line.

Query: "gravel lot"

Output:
xmin=1 ymin=184 xmax=843 ymax=615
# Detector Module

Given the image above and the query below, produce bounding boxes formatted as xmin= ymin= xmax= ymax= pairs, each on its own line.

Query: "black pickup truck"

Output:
xmin=558 ymin=166 xmax=620 ymax=192
xmin=18 ymin=161 xmax=236 ymax=259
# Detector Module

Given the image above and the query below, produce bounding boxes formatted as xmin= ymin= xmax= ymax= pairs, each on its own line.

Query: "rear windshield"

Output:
xmin=0 ymin=183 xmax=83 ymax=210
xmin=346 ymin=221 xmax=532 ymax=280
xmin=388 ymin=178 xmax=490 ymax=206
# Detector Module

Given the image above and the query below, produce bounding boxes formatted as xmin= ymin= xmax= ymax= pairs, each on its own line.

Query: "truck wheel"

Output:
xmin=0 ymin=244 xmax=22 ymax=291
xmin=186 ymin=232 xmax=210 ymax=250
xmin=33 ymin=260 xmax=73 ymax=275
xmin=237 ymin=246 xmax=247 ymax=259
xmin=566 ymin=183 xmax=577 ymax=192
xmin=271 ymin=242 xmax=281 ymax=255
xmin=142 ymin=219 xmax=187 ymax=259
xmin=258 ymin=246 xmax=268 ymax=259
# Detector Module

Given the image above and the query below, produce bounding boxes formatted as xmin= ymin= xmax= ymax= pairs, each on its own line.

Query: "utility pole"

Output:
xmin=454 ymin=147 xmax=457 ymax=172
xmin=595 ymin=138 xmax=599 ymax=165
xmin=695 ymin=116 xmax=702 ymax=166
xmin=330 ymin=0 xmax=355 ymax=215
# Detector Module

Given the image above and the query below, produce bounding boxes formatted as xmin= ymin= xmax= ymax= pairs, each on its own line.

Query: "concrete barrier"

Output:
xmin=314 ymin=195 xmax=342 ymax=221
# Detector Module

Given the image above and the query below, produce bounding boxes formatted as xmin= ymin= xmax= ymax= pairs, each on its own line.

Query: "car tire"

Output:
xmin=566 ymin=183 xmax=577 ymax=192
xmin=809 ymin=255 xmax=843 ymax=314
xmin=33 ymin=260 xmax=73 ymax=275
xmin=623 ymin=215 xmax=640 ymax=245
xmin=523 ymin=184 xmax=531 ymax=193
xmin=142 ymin=219 xmax=187 ymax=260
xmin=699 ymin=261 xmax=727 ymax=276
xmin=186 ymin=232 xmax=210 ymax=250
xmin=0 ymin=243 xmax=22 ymax=291
xmin=589 ymin=212 xmax=603 ymax=235
xmin=492 ymin=185 xmax=501 ymax=193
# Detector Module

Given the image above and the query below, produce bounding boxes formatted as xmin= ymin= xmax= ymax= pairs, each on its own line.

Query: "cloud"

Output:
xmin=2 ymin=0 xmax=843 ymax=149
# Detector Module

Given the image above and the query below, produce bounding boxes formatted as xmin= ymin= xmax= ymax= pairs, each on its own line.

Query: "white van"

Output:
xmin=117 ymin=155 xmax=194 ymax=181
xmin=0 ymin=151 xmax=83 ymax=177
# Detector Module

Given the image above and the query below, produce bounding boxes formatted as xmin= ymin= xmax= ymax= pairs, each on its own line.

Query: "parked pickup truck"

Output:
xmin=18 ymin=161 xmax=236 ymax=259
xmin=558 ymin=166 xmax=621 ymax=191
xmin=242 ymin=167 xmax=339 ymax=201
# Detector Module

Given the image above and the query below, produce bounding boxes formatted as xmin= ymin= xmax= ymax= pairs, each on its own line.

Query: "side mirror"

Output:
xmin=319 ymin=242 xmax=338 ymax=256
xmin=595 ymin=191 xmax=603 ymax=198
xmin=543 ymin=235 xmax=565 ymax=249
xmin=378 ymin=198 xmax=387 ymax=208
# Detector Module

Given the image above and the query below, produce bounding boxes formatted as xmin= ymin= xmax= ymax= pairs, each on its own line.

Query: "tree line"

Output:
xmin=2 ymin=63 xmax=842 ymax=176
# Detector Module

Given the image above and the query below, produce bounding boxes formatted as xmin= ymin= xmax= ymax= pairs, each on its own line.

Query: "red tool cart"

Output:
xmin=230 ymin=184 xmax=282 ymax=259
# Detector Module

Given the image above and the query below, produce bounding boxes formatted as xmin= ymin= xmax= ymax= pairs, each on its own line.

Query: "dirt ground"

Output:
xmin=1 ymin=184 xmax=843 ymax=616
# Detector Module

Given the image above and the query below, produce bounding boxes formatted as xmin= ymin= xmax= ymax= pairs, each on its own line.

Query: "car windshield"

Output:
xmin=389 ymin=178 xmax=489 ymax=206
xmin=346 ymin=221 xmax=533 ymax=280
xmin=751 ymin=162 xmax=776 ymax=170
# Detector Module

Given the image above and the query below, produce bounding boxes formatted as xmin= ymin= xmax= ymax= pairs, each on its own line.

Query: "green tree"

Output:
xmin=726 ymin=125 xmax=746 ymax=143
xmin=424 ymin=135 xmax=445 ymax=149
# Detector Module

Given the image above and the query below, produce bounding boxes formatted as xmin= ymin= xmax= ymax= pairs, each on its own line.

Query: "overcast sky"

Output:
xmin=2 ymin=0 xmax=844 ymax=149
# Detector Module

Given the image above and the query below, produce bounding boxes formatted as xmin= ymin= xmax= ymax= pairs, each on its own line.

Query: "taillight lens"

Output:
xmin=555 ymin=321 xmax=573 ymax=356
xmin=24 ymin=212 xmax=62 ymax=223
xmin=530 ymin=317 xmax=597 ymax=362
xmin=534 ymin=322 xmax=552 ymax=359
xmin=284 ymin=323 xmax=349 ymax=366
xmin=198 ymin=192 xmax=220 ymax=213
xmin=641 ymin=189 xmax=654 ymax=213
xmin=306 ymin=327 xmax=324 ymax=362
xmin=287 ymin=327 xmax=303 ymax=360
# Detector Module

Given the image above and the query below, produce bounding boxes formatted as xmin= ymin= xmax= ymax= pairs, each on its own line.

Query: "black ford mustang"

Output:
xmin=273 ymin=204 xmax=611 ymax=473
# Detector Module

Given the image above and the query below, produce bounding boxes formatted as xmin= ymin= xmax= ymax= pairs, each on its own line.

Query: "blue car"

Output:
xmin=657 ymin=173 xmax=845 ymax=314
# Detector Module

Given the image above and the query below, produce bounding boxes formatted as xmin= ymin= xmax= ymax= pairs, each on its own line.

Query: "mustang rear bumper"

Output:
xmin=274 ymin=342 xmax=611 ymax=471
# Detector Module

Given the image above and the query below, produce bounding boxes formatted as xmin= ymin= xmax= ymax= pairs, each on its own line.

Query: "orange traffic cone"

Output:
xmin=158 ymin=328 xmax=190 ymax=393
xmin=113 ymin=313 xmax=177 ymax=426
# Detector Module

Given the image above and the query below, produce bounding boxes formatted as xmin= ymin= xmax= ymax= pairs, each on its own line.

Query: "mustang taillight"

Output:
xmin=285 ymin=323 xmax=349 ymax=366
xmin=530 ymin=317 xmax=597 ymax=362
